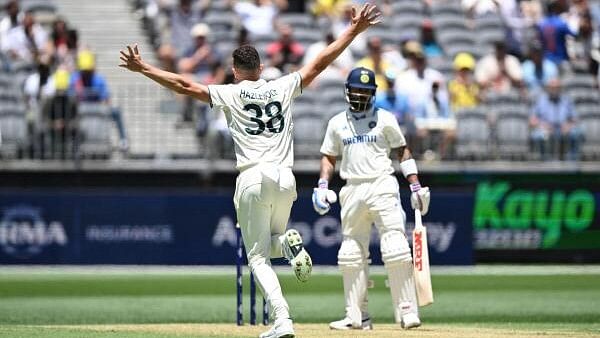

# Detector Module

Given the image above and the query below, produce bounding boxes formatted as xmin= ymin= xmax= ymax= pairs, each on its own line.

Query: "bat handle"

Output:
xmin=415 ymin=208 xmax=422 ymax=228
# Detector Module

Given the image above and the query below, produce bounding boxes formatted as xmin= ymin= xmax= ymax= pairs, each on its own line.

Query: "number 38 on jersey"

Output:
xmin=244 ymin=101 xmax=285 ymax=135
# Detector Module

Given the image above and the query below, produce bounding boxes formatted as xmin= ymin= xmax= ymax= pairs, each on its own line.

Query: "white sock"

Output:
xmin=385 ymin=260 xmax=418 ymax=323
xmin=251 ymin=261 xmax=290 ymax=320
xmin=341 ymin=266 xmax=367 ymax=327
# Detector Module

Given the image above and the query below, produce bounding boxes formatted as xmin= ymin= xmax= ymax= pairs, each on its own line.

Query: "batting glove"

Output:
xmin=410 ymin=183 xmax=430 ymax=216
xmin=312 ymin=179 xmax=337 ymax=215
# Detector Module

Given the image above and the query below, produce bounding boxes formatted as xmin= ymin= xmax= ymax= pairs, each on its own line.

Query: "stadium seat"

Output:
xmin=391 ymin=1 xmax=424 ymax=16
xmin=455 ymin=108 xmax=491 ymax=160
xmin=563 ymin=74 xmax=596 ymax=92
xmin=475 ymin=16 xmax=504 ymax=31
xmin=294 ymin=113 xmax=327 ymax=159
xmin=433 ymin=16 xmax=469 ymax=31
xmin=76 ymin=103 xmax=112 ymax=159
xmin=580 ymin=112 xmax=600 ymax=159
xmin=0 ymin=109 xmax=27 ymax=158
xmin=278 ymin=13 xmax=315 ymax=30
xmin=292 ymin=102 xmax=316 ymax=118
xmin=495 ymin=113 xmax=529 ymax=160
xmin=430 ymin=2 xmax=464 ymax=17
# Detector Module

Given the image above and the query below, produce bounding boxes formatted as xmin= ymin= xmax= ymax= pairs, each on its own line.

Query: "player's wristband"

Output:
xmin=400 ymin=159 xmax=418 ymax=178
xmin=318 ymin=178 xmax=328 ymax=189
xmin=410 ymin=182 xmax=421 ymax=192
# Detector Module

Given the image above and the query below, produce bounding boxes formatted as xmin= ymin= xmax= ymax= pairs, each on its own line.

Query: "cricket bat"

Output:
xmin=413 ymin=209 xmax=434 ymax=306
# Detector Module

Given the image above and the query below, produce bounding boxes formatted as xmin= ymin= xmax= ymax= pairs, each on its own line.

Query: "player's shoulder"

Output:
xmin=376 ymin=108 xmax=397 ymax=121
xmin=328 ymin=110 xmax=348 ymax=125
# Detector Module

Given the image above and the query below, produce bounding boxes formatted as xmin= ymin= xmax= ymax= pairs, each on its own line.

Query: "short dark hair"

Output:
xmin=232 ymin=45 xmax=261 ymax=71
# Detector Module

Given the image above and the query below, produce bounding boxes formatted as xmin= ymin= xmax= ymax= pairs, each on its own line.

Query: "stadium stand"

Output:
xmin=1 ymin=0 xmax=599 ymax=163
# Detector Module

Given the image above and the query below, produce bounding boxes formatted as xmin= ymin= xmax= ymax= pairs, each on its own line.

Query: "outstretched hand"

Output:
xmin=119 ymin=44 xmax=145 ymax=73
xmin=350 ymin=3 xmax=382 ymax=34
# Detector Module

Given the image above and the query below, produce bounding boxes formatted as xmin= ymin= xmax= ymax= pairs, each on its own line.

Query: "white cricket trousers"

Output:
xmin=339 ymin=174 xmax=407 ymax=246
xmin=234 ymin=164 xmax=297 ymax=321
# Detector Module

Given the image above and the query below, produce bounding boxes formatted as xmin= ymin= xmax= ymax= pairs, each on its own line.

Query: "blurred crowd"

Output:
xmin=0 ymin=0 xmax=126 ymax=160
xmin=134 ymin=0 xmax=600 ymax=162
xmin=1 ymin=0 xmax=594 ymax=162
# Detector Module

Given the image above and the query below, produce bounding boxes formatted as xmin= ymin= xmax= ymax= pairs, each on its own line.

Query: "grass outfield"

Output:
xmin=0 ymin=268 xmax=599 ymax=337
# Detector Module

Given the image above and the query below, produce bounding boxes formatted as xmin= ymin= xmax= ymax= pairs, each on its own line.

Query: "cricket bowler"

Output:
xmin=313 ymin=67 xmax=431 ymax=330
xmin=119 ymin=4 xmax=381 ymax=337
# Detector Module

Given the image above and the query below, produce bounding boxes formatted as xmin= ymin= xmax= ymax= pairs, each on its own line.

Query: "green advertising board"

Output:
xmin=473 ymin=181 xmax=599 ymax=250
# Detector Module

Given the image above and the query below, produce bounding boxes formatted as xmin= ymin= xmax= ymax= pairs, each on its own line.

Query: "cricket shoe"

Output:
xmin=329 ymin=315 xmax=373 ymax=330
xmin=281 ymin=229 xmax=312 ymax=282
xmin=259 ymin=317 xmax=294 ymax=338
xmin=400 ymin=302 xmax=421 ymax=329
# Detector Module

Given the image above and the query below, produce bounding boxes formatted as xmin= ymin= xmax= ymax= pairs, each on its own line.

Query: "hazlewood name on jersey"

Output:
xmin=239 ymin=88 xmax=278 ymax=100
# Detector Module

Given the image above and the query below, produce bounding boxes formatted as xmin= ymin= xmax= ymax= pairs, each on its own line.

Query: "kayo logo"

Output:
xmin=0 ymin=206 xmax=67 ymax=259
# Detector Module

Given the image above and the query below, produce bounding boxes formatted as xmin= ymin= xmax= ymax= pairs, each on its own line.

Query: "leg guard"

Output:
xmin=337 ymin=237 xmax=368 ymax=328
xmin=380 ymin=230 xmax=418 ymax=323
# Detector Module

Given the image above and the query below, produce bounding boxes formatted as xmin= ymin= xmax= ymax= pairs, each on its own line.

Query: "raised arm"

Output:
xmin=119 ymin=44 xmax=211 ymax=103
xmin=298 ymin=3 xmax=381 ymax=88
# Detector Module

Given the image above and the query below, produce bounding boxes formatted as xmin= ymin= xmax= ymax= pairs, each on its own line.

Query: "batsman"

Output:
xmin=313 ymin=67 xmax=430 ymax=330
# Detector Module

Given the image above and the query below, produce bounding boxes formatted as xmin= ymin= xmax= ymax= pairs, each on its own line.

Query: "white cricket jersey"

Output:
xmin=320 ymin=108 xmax=406 ymax=180
xmin=208 ymin=72 xmax=302 ymax=170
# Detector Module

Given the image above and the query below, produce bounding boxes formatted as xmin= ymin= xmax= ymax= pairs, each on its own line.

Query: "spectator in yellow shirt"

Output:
xmin=448 ymin=52 xmax=480 ymax=111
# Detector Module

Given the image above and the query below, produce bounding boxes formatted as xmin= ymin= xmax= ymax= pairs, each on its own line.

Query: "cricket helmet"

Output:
xmin=345 ymin=67 xmax=377 ymax=113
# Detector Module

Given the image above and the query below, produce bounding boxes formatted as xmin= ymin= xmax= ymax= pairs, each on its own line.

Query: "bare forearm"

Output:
xmin=300 ymin=28 xmax=357 ymax=87
xmin=320 ymin=155 xmax=336 ymax=181
xmin=141 ymin=63 xmax=190 ymax=94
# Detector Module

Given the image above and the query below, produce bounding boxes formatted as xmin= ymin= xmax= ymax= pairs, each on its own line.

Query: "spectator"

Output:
xmin=462 ymin=0 xmax=525 ymax=56
xmin=178 ymin=23 xmax=219 ymax=80
xmin=169 ymin=0 xmax=204 ymax=56
xmin=375 ymin=72 xmax=411 ymax=136
xmin=24 ymin=58 xmax=56 ymax=158
xmin=311 ymin=0 xmax=348 ymax=18
xmin=569 ymin=10 xmax=598 ymax=74
xmin=331 ymin=3 xmax=366 ymax=55
xmin=0 ymin=0 xmax=21 ymax=48
xmin=448 ymin=52 xmax=480 ymax=111
xmin=49 ymin=18 xmax=69 ymax=65
xmin=355 ymin=36 xmax=396 ymax=91
xmin=60 ymin=29 xmax=79 ymax=72
xmin=530 ymin=78 xmax=582 ymax=161
xmin=395 ymin=46 xmax=454 ymax=159
xmin=395 ymin=45 xmax=448 ymax=118
xmin=420 ymin=20 xmax=443 ymax=60
xmin=43 ymin=68 xmax=77 ymax=159
xmin=157 ymin=0 xmax=205 ymax=73
xmin=538 ymin=1 xmax=576 ymax=66
xmin=233 ymin=0 xmax=287 ymax=37
xmin=475 ymin=41 xmax=523 ymax=94
xmin=522 ymin=44 xmax=559 ymax=97
xmin=302 ymin=31 xmax=353 ymax=82
xmin=177 ymin=24 xmax=221 ymax=126
xmin=266 ymin=24 xmax=304 ymax=72
xmin=2 ymin=10 xmax=49 ymax=65
xmin=68 ymin=51 xmax=128 ymax=152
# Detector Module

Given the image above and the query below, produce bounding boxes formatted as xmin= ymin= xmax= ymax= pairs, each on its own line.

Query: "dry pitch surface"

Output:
xmin=26 ymin=323 xmax=598 ymax=338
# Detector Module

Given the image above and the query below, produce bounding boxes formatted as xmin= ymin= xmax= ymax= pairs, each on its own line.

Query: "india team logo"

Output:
xmin=360 ymin=74 xmax=370 ymax=83
xmin=0 ymin=205 xmax=67 ymax=259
